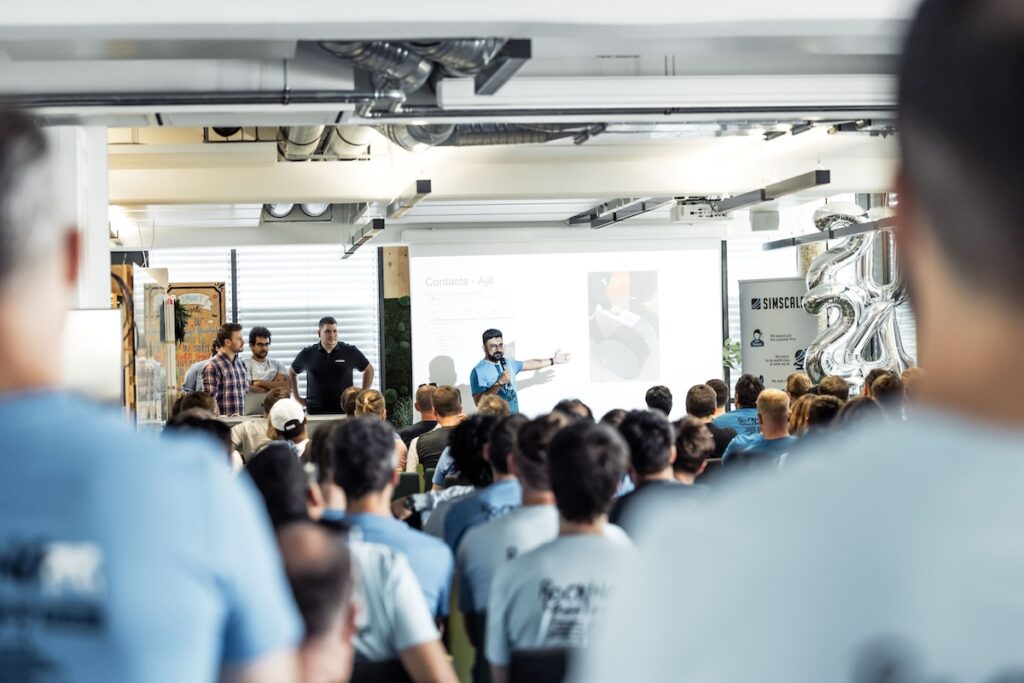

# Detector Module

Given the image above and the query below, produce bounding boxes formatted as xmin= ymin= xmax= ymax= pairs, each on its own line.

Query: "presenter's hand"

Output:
xmin=553 ymin=349 xmax=572 ymax=365
xmin=497 ymin=369 xmax=512 ymax=386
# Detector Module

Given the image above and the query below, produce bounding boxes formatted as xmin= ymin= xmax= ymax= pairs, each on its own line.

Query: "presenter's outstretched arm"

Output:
xmin=361 ymin=363 xmax=374 ymax=390
xmin=521 ymin=349 xmax=572 ymax=371
xmin=287 ymin=367 xmax=306 ymax=407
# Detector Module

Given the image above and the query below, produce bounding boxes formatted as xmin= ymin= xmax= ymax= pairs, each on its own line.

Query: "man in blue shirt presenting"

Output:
xmin=470 ymin=328 xmax=571 ymax=414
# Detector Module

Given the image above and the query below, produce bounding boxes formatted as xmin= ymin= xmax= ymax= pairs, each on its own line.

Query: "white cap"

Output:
xmin=269 ymin=398 xmax=306 ymax=437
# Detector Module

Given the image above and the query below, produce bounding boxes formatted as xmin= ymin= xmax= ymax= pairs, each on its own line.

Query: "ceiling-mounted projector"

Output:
xmin=670 ymin=200 xmax=729 ymax=223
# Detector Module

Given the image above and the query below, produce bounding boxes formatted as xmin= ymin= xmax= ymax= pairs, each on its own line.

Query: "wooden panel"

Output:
xmin=168 ymin=282 xmax=227 ymax=389
xmin=382 ymin=246 xmax=410 ymax=299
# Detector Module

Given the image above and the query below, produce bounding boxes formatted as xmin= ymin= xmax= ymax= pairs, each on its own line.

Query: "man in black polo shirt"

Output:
xmin=288 ymin=316 xmax=373 ymax=415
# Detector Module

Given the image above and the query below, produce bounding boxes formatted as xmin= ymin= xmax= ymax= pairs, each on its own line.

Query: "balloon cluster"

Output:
xmin=802 ymin=202 xmax=916 ymax=388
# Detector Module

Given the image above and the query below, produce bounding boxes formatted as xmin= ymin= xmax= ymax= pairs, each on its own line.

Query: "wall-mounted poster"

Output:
xmin=168 ymin=283 xmax=226 ymax=390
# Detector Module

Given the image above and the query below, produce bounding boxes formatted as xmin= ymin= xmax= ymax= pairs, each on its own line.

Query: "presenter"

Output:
xmin=470 ymin=328 xmax=571 ymax=414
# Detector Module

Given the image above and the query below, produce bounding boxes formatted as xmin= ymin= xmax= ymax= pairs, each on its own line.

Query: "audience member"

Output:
xmin=552 ymin=398 xmax=595 ymax=421
xmin=721 ymin=389 xmax=796 ymax=464
xmin=837 ymin=396 xmax=884 ymax=428
xmin=476 ymin=394 xmax=512 ymax=417
xmin=862 ymin=368 xmax=891 ymax=397
xmin=806 ymin=395 xmax=843 ymax=432
xmin=423 ymin=415 xmax=499 ymax=538
xmin=486 ymin=421 xmax=631 ymax=683
xmin=644 ymin=385 xmax=673 ymax=416
xmin=818 ymin=374 xmax=851 ymax=402
xmin=672 ymin=417 xmax=715 ymax=485
xmin=786 ymin=372 xmax=813 ymax=401
xmin=354 ymin=388 xmax=410 ymax=467
xmin=182 ymin=339 xmax=219 ymax=393
xmin=685 ymin=384 xmax=736 ymax=457
xmin=202 ymin=322 xmax=248 ymax=416
xmin=599 ymin=408 xmax=627 ymax=427
xmin=277 ymin=522 xmax=357 ymax=683
xmin=233 ymin=387 xmax=288 ymax=461
xmin=177 ymin=389 xmax=218 ymax=415
xmin=340 ymin=386 xmax=361 ymax=417
xmin=270 ymin=397 xmax=311 ymax=459
xmin=712 ymin=373 xmax=763 ymax=436
xmin=406 ymin=385 xmax=463 ymax=472
xmin=247 ymin=441 xmax=312 ymax=528
xmin=246 ymin=325 xmax=290 ymax=395
xmin=400 ymin=383 xmax=438 ymax=446
xmin=901 ymin=367 xmax=924 ymax=408
xmin=164 ymin=407 xmax=242 ymax=470
xmin=330 ymin=417 xmax=454 ymax=620
xmin=443 ymin=414 xmax=525 ymax=552
xmin=423 ymin=394 xmax=509 ymax=493
xmin=308 ymin=421 xmax=344 ymax=516
xmin=705 ymin=378 xmax=729 ymax=417
xmin=788 ymin=394 xmax=814 ymax=436
xmin=872 ymin=373 xmax=906 ymax=420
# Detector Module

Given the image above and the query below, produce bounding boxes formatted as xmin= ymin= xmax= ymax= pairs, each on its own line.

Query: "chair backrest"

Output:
xmin=509 ymin=647 xmax=571 ymax=683
xmin=423 ymin=467 xmax=435 ymax=491
xmin=350 ymin=658 xmax=413 ymax=683
xmin=392 ymin=472 xmax=421 ymax=500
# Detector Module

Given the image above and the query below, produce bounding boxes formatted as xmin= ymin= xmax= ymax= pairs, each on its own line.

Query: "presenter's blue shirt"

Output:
xmin=722 ymin=433 xmax=799 ymax=462
xmin=443 ymin=478 xmax=522 ymax=551
xmin=343 ymin=512 xmax=455 ymax=618
xmin=0 ymin=391 xmax=302 ymax=683
xmin=713 ymin=407 xmax=761 ymax=436
xmin=470 ymin=358 xmax=525 ymax=413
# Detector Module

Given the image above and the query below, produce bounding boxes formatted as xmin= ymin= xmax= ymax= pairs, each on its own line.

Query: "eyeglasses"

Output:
xmin=417 ymin=383 xmax=437 ymax=388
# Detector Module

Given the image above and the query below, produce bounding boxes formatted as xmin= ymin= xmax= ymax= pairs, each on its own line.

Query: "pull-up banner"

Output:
xmin=738 ymin=277 xmax=818 ymax=390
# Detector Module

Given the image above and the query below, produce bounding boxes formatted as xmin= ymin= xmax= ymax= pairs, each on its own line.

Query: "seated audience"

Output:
xmin=429 ymin=396 xmax=509 ymax=492
xmin=599 ymin=408 xmax=627 ymax=427
xmin=270 ymin=397 xmax=311 ymax=459
xmin=308 ymin=421 xmax=345 ymax=515
xmin=233 ymin=387 xmax=288 ymax=462
xmin=552 ymin=398 xmax=595 ymax=421
xmin=837 ymin=396 xmax=884 ymax=428
xmin=705 ymin=378 xmax=729 ymax=417
xmin=644 ymin=385 xmax=673 ymax=416
xmin=422 ymin=415 xmax=499 ymax=538
xmin=818 ymin=374 xmax=851 ymax=402
xmin=330 ymin=417 xmax=455 ymax=620
xmin=861 ymin=368 xmax=891 ymax=397
xmin=406 ymin=385 xmax=463 ymax=472
xmin=164 ymin=407 xmax=240 ymax=470
xmin=354 ymin=389 xmax=409 ymax=468
xmin=806 ymin=395 xmax=844 ymax=433
xmin=400 ymin=383 xmax=438 ymax=446
xmin=176 ymin=389 xmax=218 ymax=416
xmin=672 ymin=416 xmax=716 ymax=485
xmin=277 ymin=522 xmax=357 ymax=683
xmin=788 ymin=394 xmax=815 ymax=436
xmin=442 ymin=415 xmax=526 ymax=551
xmin=872 ymin=373 xmax=906 ymax=420
xmin=685 ymin=384 xmax=736 ymax=457
xmin=340 ymin=386 xmax=361 ymax=417
xmin=246 ymin=441 xmax=312 ymax=528
xmin=610 ymin=410 xmax=690 ymax=533
xmin=722 ymin=389 xmax=797 ymax=464
xmin=786 ymin=372 xmax=813 ymax=401
xmin=486 ymin=421 xmax=632 ymax=683
xmin=712 ymin=373 xmax=763 ymax=436
xmin=477 ymin=394 xmax=512 ymax=417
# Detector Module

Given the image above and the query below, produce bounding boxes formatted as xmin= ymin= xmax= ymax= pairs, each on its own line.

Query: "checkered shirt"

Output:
xmin=202 ymin=351 xmax=249 ymax=416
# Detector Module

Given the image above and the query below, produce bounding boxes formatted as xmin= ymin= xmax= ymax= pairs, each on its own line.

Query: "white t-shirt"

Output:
xmin=349 ymin=540 xmax=440 ymax=662
xmin=458 ymin=505 xmax=629 ymax=614
xmin=422 ymin=489 xmax=475 ymax=536
xmin=486 ymin=533 xmax=634 ymax=667
xmin=244 ymin=357 xmax=287 ymax=382
xmin=230 ymin=418 xmax=271 ymax=460
xmin=571 ymin=411 xmax=1024 ymax=683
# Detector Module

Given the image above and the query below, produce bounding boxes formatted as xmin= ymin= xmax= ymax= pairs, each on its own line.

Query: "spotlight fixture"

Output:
xmin=300 ymin=203 xmax=330 ymax=217
xmin=763 ymin=130 xmax=787 ymax=142
xmin=387 ymin=179 xmax=432 ymax=219
xmin=342 ymin=218 xmax=386 ymax=259
xmin=713 ymin=170 xmax=831 ymax=214
xmin=266 ymin=203 xmax=295 ymax=218
xmin=791 ymin=122 xmax=815 ymax=136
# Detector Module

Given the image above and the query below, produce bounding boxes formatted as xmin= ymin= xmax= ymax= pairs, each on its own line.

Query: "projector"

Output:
xmin=671 ymin=200 xmax=729 ymax=223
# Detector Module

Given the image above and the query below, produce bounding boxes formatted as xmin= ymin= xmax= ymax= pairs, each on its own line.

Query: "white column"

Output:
xmin=46 ymin=126 xmax=109 ymax=310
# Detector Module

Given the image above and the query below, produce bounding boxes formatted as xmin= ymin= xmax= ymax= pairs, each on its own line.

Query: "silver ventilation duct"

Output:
xmin=379 ymin=124 xmax=456 ymax=152
xmin=378 ymin=122 xmax=603 ymax=151
xmin=319 ymin=41 xmax=433 ymax=93
xmin=406 ymin=39 xmax=506 ymax=76
xmin=278 ymin=125 xmax=326 ymax=160
xmin=324 ymin=125 xmax=375 ymax=159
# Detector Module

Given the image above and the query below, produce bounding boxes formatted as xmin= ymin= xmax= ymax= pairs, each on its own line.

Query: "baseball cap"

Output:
xmin=270 ymin=398 xmax=306 ymax=438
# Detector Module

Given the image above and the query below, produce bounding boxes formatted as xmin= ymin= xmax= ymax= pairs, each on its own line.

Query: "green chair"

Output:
xmin=423 ymin=468 xmax=436 ymax=492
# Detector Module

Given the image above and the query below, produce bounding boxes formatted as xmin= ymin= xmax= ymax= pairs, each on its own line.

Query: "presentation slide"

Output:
xmin=409 ymin=240 xmax=723 ymax=420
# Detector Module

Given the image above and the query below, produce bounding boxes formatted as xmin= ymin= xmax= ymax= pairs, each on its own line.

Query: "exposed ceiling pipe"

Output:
xmin=407 ymin=39 xmax=506 ymax=76
xmin=319 ymin=41 xmax=433 ymax=93
xmin=378 ymin=124 xmax=456 ymax=152
xmin=378 ymin=122 xmax=603 ymax=151
xmin=279 ymin=125 xmax=326 ymax=160
xmin=323 ymin=125 xmax=376 ymax=159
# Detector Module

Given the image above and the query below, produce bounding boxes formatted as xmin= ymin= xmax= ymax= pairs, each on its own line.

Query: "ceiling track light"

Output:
xmin=791 ymin=121 xmax=815 ymax=136
xmin=713 ymin=170 xmax=831 ymax=214
xmin=763 ymin=130 xmax=787 ymax=142
xmin=342 ymin=218 xmax=386 ymax=259
xmin=387 ymin=179 xmax=432 ymax=219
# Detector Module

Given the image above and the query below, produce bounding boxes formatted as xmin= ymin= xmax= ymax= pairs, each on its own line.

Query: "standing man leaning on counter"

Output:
xmin=245 ymin=326 xmax=289 ymax=394
xmin=289 ymin=316 xmax=374 ymax=415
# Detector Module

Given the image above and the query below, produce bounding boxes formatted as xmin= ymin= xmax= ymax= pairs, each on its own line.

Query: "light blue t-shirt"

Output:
xmin=573 ymin=412 xmax=1024 ymax=683
xmin=713 ymin=407 xmax=760 ymax=436
xmin=343 ymin=513 xmax=455 ymax=619
xmin=721 ymin=433 xmax=798 ymax=462
xmin=431 ymin=447 xmax=456 ymax=487
xmin=443 ymin=478 xmax=522 ymax=552
xmin=182 ymin=359 xmax=210 ymax=392
xmin=0 ymin=391 xmax=302 ymax=683
xmin=470 ymin=358 xmax=526 ymax=413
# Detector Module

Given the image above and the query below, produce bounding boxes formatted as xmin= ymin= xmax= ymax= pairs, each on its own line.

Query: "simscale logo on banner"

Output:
xmin=751 ymin=298 xmax=762 ymax=310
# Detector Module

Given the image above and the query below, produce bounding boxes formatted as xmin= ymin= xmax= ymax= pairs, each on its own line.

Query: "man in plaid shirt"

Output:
xmin=203 ymin=322 xmax=249 ymax=416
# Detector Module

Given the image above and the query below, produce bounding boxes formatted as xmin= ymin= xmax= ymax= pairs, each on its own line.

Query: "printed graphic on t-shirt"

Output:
xmin=536 ymin=579 xmax=613 ymax=648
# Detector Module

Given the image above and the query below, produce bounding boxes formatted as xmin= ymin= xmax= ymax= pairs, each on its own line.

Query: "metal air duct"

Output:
xmin=324 ymin=125 xmax=376 ymax=159
xmin=407 ymin=39 xmax=506 ymax=75
xmin=319 ymin=41 xmax=433 ymax=93
xmin=278 ymin=125 xmax=326 ymax=160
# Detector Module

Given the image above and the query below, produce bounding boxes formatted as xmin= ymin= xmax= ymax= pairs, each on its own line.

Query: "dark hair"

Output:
xmin=414 ymin=384 xmax=436 ymax=411
xmin=318 ymin=316 xmax=337 ymax=329
xmin=863 ymin=369 xmax=891 ymax=397
xmin=330 ymin=417 xmax=397 ymax=500
xmin=309 ymin=421 xmax=342 ymax=485
xmin=163 ymin=408 xmax=232 ymax=461
xmin=786 ymin=373 xmax=812 ymax=399
xmin=216 ymin=322 xmax=242 ymax=348
xmin=247 ymin=442 xmax=311 ymax=528
xmin=617 ymin=409 xmax=675 ymax=476
xmin=734 ymin=374 xmax=765 ymax=409
xmin=673 ymin=417 xmax=715 ymax=475
xmin=899 ymin=0 xmax=1024 ymax=302
xmin=249 ymin=326 xmax=271 ymax=346
xmin=262 ymin=388 xmax=290 ymax=416
xmin=599 ymin=409 xmax=627 ymax=428
xmin=548 ymin=422 xmax=628 ymax=523
xmin=871 ymin=374 xmax=906 ymax=416
xmin=340 ymin=386 xmax=361 ymax=416
xmin=838 ymin=396 xmax=884 ymax=428
xmin=552 ymin=398 xmax=594 ymax=422
xmin=432 ymin=385 xmax=462 ymax=418
xmin=482 ymin=328 xmax=503 ymax=345
xmin=644 ymin=385 xmax=673 ymax=415
xmin=685 ymin=384 xmax=717 ymax=418
xmin=705 ymin=379 xmax=728 ymax=408
xmin=450 ymin=414 xmax=499 ymax=488
xmin=277 ymin=521 xmax=353 ymax=640
xmin=807 ymin=395 xmax=844 ymax=430
xmin=210 ymin=339 xmax=220 ymax=356
xmin=0 ymin=110 xmax=54 ymax=286
xmin=487 ymin=414 xmax=528 ymax=474
xmin=819 ymin=375 xmax=850 ymax=402
xmin=516 ymin=413 xmax=571 ymax=491
xmin=178 ymin=390 xmax=217 ymax=415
